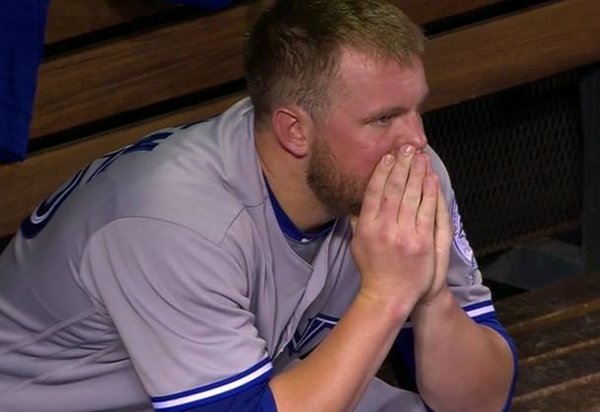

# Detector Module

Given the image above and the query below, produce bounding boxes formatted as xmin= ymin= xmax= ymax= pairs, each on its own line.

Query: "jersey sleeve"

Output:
xmin=78 ymin=217 xmax=276 ymax=411
xmin=392 ymin=147 xmax=517 ymax=411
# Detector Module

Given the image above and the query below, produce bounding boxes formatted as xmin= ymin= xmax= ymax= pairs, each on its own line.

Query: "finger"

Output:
xmin=359 ymin=152 xmax=396 ymax=222
xmin=378 ymin=145 xmax=415 ymax=221
xmin=416 ymin=172 xmax=439 ymax=234
xmin=397 ymin=153 xmax=428 ymax=225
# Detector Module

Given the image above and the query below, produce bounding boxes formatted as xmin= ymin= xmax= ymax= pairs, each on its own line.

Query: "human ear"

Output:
xmin=271 ymin=106 xmax=311 ymax=158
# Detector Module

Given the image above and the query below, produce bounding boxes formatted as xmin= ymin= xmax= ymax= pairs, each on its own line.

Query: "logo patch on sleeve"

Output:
xmin=451 ymin=199 xmax=477 ymax=275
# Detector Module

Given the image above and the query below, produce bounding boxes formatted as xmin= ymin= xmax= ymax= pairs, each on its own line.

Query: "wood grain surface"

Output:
xmin=496 ymin=275 xmax=600 ymax=412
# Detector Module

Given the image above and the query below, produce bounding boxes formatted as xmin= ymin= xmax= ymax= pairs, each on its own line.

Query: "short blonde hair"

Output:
xmin=243 ymin=0 xmax=425 ymax=130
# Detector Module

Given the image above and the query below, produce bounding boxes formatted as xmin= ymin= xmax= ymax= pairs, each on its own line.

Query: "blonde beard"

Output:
xmin=307 ymin=136 xmax=368 ymax=217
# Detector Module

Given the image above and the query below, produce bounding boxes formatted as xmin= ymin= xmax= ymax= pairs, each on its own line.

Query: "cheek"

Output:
xmin=326 ymin=124 xmax=392 ymax=175
xmin=356 ymin=139 xmax=394 ymax=173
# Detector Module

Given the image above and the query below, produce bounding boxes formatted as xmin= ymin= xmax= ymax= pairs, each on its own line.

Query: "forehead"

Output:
xmin=331 ymin=48 xmax=428 ymax=109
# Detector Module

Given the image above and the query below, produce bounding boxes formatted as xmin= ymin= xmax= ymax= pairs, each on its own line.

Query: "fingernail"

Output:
xmin=383 ymin=153 xmax=395 ymax=166
xmin=400 ymin=145 xmax=415 ymax=157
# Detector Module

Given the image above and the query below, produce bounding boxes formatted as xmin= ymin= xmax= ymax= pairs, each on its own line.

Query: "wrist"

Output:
xmin=356 ymin=287 xmax=416 ymax=324
xmin=411 ymin=285 xmax=453 ymax=324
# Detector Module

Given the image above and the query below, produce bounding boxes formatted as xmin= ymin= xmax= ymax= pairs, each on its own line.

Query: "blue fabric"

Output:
xmin=394 ymin=327 xmax=418 ymax=392
xmin=265 ymin=179 xmax=335 ymax=243
xmin=0 ymin=0 xmax=49 ymax=163
xmin=394 ymin=313 xmax=517 ymax=412
xmin=478 ymin=316 xmax=519 ymax=412
xmin=167 ymin=0 xmax=234 ymax=10
xmin=158 ymin=379 xmax=277 ymax=412
xmin=152 ymin=358 xmax=276 ymax=411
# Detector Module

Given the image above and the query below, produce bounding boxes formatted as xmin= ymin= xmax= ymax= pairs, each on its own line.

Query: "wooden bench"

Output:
xmin=1 ymin=0 xmax=598 ymax=243
xmin=496 ymin=274 xmax=600 ymax=411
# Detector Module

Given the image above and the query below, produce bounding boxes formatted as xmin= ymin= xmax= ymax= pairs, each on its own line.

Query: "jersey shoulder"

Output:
xmin=81 ymin=98 xmax=264 ymax=245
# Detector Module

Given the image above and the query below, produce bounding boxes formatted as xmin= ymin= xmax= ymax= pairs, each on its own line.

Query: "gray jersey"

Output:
xmin=0 ymin=98 xmax=504 ymax=411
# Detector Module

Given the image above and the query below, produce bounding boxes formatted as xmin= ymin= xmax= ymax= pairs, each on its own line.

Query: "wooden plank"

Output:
xmin=516 ymin=345 xmax=600 ymax=397
xmin=44 ymin=0 xmax=503 ymax=46
xmin=495 ymin=275 xmax=600 ymax=411
xmin=513 ymin=311 xmax=600 ymax=362
xmin=0 ymin=93 xmax=245 ymax=238
xmin=32 ymin=1 xmax=268 ymax=139
xmin=513 ymin=378 xmax=600 ymax=412
xmin=33 ymin=0 xmax=599 ymax=140
xmin=45 ymin=0 xmax=173 ymax=44
xmin=393 ymin=0 xmax=502 ymax=25
xmin=424 ymin=0 xmax=600 ymax=112
xmin=496 ymin=275 xmax=600 ymax=330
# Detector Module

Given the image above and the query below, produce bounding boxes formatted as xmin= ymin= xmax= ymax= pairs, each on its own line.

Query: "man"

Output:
xmin=0 ymin=0 xmax=516 ymax=411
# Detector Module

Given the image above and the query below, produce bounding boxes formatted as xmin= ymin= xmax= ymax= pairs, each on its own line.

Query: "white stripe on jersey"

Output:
xmin=401 ymin=300 xmax=495 ymax=329
xmin=152 ymin=361 xmax=273 ymax=410
xmin=465 ymin=304 xmax=495 ymax=319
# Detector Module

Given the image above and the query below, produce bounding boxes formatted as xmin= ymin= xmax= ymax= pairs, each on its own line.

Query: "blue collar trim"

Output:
xmin=264 ymin=179 xmax=335 ymax=243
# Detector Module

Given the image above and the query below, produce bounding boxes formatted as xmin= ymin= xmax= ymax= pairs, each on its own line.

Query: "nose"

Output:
xmin=396 ymin=112 xmax=427 ymax=151
xmin=407 ymin=130 xmax=427 ymax=151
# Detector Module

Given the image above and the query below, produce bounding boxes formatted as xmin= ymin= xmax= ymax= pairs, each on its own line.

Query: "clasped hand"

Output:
xmin=351 ymin=145 xmax=453 ymax=314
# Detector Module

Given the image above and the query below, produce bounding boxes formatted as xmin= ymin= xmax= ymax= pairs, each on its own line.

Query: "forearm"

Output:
xmin=412 ymin=288 xmax=514 ymax=412
xmin=269 ymin=292 xmax=411 ymax=412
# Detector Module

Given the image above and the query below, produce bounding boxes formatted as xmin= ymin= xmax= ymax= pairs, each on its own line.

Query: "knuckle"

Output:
xmin=385 ymin=180 xmax=403 ymax=194
xmin=379 ymin=228 xmax=396 ymax=244
xmin=399 ymin=238 xmax=429 ymax=256
xmin=364 ymin=184 xmax=379 ymax=198
xmin=404 ymin=193 xmax=421 ymax=205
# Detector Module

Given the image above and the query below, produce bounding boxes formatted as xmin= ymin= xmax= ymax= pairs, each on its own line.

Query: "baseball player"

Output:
xmin=0 ymin=1 xmax=516 ymax=411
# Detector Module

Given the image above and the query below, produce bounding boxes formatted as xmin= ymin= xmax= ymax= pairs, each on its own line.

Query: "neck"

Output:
xmin=255 ymin=127 xmax=334 ymax=232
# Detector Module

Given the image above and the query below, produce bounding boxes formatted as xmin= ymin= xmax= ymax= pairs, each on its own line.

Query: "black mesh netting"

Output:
xmin=425 ymin=70 xmax=583 ymax=256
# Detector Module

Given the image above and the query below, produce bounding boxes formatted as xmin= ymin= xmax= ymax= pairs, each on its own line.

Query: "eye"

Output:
xmin=371 ymin=115 xmax=393 ymax=127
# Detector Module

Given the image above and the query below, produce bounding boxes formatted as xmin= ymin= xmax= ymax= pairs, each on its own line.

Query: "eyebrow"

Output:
xmin=362 ymin=87 xmax=430 ymax=123
xmin=363 ymin=107 xmax=407 ymax=123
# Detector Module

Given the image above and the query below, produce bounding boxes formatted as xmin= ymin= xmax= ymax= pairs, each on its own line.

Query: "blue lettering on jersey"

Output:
xmin=288 ymin=314 xmax=339 ymax=355
xmin=21 ymin=165 xmax=91 ymax=238
xmin=20 ymin=131 xmax=174 ymax=239
xmin=87 ymin=131 xmax=173 ymax=182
